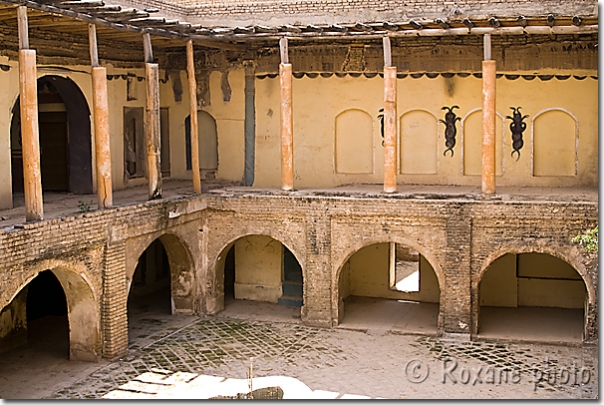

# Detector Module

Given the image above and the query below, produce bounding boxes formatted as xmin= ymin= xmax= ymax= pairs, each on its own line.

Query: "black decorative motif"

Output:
xmin=378 ymin=108 xmax=385 ymax=146
xmin=506 ymin=107 xmax=528 ymax=161
xmin=440 ymin=106 xmax=460 ymax=157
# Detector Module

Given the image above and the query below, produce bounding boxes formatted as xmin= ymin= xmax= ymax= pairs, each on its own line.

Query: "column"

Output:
xmin=17 ymin=6 xmax=43 ymax=221
xmin=89 ymin=24 xmax=113 ymax=209
xmin=383 ymin=37 xmax=397 ymax=193
xmin=143 ymin=33 xmax=162 ymax=199
xmin=279 ymin=38 xmax=294 ymax=191
xmin=186 ymin=40 xmax=201 ymax=194
xmin=243 ymin=61 xmax=256 ymax=187
xmin=481 ymin=34 xmax=496 ymax=194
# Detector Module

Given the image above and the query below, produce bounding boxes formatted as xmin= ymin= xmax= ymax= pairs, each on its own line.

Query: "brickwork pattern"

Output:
xmin=0 ymin=189 xmax=599 ymax=360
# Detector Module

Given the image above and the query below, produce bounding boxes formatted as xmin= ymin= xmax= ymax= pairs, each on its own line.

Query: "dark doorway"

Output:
xmin=279 ymin=247 xmax=303 ymax=307
xmin=127 ymin=239 xmax=173 ymax=346
xmin=26 ymin=270 xmax=69 ymax=358
xmin=224 ymin=245 xmax=235 ymax=303
xmin=128 ymin=239 xmax=171 ymax=314
xmin=10 ymin=75 xmax=92 ymax=195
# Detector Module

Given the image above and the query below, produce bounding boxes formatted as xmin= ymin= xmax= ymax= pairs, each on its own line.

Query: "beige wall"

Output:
xmin=250 ymin=70 xmax=597 ymax=189
xmin=234 ymin=235 xmax=283 ymax=303
xmin=480 ymin=253 xmax=586 ymax=309
xmin=344 ymin=243 xmax=439 ymax=303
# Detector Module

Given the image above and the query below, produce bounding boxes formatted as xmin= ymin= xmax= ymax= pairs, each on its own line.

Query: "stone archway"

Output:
xmin=10 ymin=75 xmax=92 ymax=194
xmin=333 ymin=237 xmax=443 ymax=334
xmin=0 ymin=264 xmax=100 ymax=362
xmin=211 ymin=233 xmax=305 ymax=316
xmin=126 ymin=232 xmax=196 ymax=316
xmin=476 ymin=249 xmax=592 ymax=343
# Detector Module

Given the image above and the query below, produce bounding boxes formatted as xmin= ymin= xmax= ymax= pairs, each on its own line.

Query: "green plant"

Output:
xmin=78 ymin=200 xmax=92 ymax=213
xmin=572 ymin=225 xmax=598 ymax=253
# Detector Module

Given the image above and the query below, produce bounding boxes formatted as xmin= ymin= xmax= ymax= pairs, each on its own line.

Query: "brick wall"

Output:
xmin=0 ymin=190 xmax=598 ymax=360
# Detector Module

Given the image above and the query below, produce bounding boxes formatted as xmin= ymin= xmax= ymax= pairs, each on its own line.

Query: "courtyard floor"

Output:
xmin=0 ymin=300 xmax=597 ymax=400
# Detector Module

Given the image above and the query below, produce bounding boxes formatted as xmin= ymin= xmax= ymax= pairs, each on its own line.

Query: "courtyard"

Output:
xmin=0 ymin=300 xmax=597 ymax=400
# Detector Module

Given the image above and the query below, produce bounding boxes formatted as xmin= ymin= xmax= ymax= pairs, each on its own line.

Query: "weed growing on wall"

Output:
xmin=572 ymin=225 xmax=598 ymax=253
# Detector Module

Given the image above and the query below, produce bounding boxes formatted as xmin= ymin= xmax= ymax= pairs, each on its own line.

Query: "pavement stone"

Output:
xmin=45 ymin=317 xmax=598 ymax=399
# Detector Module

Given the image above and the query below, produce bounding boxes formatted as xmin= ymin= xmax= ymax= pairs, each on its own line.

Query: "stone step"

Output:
xmin=278 ymin=295 xmax=303 ymax=308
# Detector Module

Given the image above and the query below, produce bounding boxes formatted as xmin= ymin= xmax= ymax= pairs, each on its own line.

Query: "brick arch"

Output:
xmin=474 ymin=244 xmax=596 ymax=342
xmin=208 ymin=230 xmax=306 ymax=314
xmin=0 ymin=258 xmax=101 ymax=362
xmin=476 ymin=244 xmax=595 ymax=306
xmin=126 ymin=231 xmax=196 ymax=314
xmin=331 ymin=235 xmax=445 ymax=327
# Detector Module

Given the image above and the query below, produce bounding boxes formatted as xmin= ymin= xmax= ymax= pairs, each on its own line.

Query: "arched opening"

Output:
xmin=478 ymin=253 xmax=587 ymax=342
xmin=185 ymin=111 xmax=218 ymax=179
xmin=127 ymin=235 xmax=195 ymax=345
xmin=128 ymin=239 xmax=171 ymax=342
xmin=337 ymin=242 xmax=440 ymax=334
xmin=10 ymin=75 xmax=92 ymax=197
xmin=0 ymin=271 xmax=68 ymax=362
xmin=218 ymin=235 xmax=304 ymax=319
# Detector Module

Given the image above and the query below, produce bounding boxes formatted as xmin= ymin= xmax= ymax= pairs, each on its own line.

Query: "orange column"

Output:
xmin=481 ymin=34 xmax=496 ymax=194
xmin=19 ymin=50 xmax=43 ymax=221
xmin=280 ymin=62 xmax=294 ymax=191
xmin=186 ymin=40 xmax=202 ymax=194
xmin=91 ymin=67 xmax=113 ymax=208
xmin=17 ymin=6 xmax=43 ymax=221
xmin=89 ymin=24 xmax=113 ymax=208
xmin=383 ymin=66 xmax=397 ymax=193
xmin=145 ymin=62 xmax=162 ymax=199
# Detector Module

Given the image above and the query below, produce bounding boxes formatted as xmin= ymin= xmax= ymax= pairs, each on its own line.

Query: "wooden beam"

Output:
xmin=142 ymin=31 xmax=153 ymax=62
xmin=145 ymin=61 xmax=162 ymax=199
xmin=382 ymin=36 xmax=391 ymax=67
xmin=17 ymin=5 xmax=28 ymax=49
xmin=19 ymin=49 xmax=44 ymax=221
xmin=88 ymin=22 xmax=98 ymax=67
xmin=483 ymin=33 xmax=491 ymax=61
xmin=279 ymin=36 xmax=288 ymax=64
xmin=89 ymin=22 xmax=113 ymax=208
xmin=280 ymin=62 xmax=293 ymax=191
xmin=383 ymin=65 xmax=397 ymax=193
xmin=186 ymin=39 xmax=201 ymax=194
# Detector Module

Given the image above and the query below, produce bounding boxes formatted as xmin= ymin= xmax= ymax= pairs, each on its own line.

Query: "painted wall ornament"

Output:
xmin=378 ymin=108 xmax=385 ymax=146
xmin=440 ymin=105 xmax=460 ymax=156
xmin=507 ymin=107 xmax=528 ymax=161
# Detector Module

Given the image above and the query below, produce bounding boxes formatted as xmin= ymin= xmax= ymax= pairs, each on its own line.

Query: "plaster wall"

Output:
xmin=347 ymin=243 xmax=439 ymax=303
xmin=251 ymin=70 xmax=597 ymax=189
xmin=480 ymin=253 xmax=587 ymax=309
xmin=234 ymin=235 xmax=283 ymax=303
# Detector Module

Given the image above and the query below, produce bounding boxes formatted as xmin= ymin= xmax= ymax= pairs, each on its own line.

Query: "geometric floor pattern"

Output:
xmin=47 ymin=318 xmax=598 ymax=399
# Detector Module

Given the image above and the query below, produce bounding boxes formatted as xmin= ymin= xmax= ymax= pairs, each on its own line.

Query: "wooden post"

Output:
xmin=279 ymin=38 xmax=293 ymax=191
xmin=143 ymin=32 xmax=162 ymax=199
xmin=89 ymin=24 xmax=113 ymax=209
xmin=482 ymin=34 xmax=496 ymax=194
xmin=17 ymin=6 xmax=43 ymax=221
xmin=186 ymin=40 xmax=201 ymax=194
xmin=383 ymin=37 xmax=397 ymax=193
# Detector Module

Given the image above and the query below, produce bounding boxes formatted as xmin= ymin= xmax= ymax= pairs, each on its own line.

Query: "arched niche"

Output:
xmin=399 ymin=110 xmax=438 ymax=174
xmin=462 ymin=109 xmax=504 ymax=176
xmin=532 ymin=109 xmax=577 ymax=177
xmin=334 ymin=109 xmax=373 ymax=174
xmin=185 ymin=111 xmax=218 ymax=171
